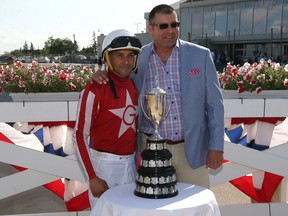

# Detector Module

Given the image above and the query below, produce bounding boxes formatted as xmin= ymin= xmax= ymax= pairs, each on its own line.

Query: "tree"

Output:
xmin=43 ymin=36 xmax=78 ymax=54
xmin=80 ymin=47 xmax=94 ymax=56
xmin=30 ymin=42 xmax=34 ymax=55
xmin=91 ymin=31 xmax=97 ymax=55
xmin=23 ymin=41 xmax=29 ymax=54
xmin=9 ymin=49 xmax=22 ymax=56
xmin=73 ymin=40 xmax=79 ymax=54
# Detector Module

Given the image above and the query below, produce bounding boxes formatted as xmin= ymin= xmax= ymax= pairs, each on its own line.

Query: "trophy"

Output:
xmin=134 ymin=76 xmax=178 ymax=199
xmin=141 ymin=84 xmax=169 ymax=141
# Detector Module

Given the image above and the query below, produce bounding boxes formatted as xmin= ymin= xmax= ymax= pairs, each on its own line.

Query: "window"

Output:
xmin=195 ymin=7 xmax=203 ymax=12
xmin=253 ymin=7 xmax=267 ymax=34
xmin=263 ymin=0 xmax=273 ymax=6
xmin=267 ymin=5 xmax=282 ymax=34
xmin=245 ymin=2 xmax=255 ymax=7
xmin=227 ymin=10 xmax=240 ymax=35
xmin=283 ymin=5 xmax=288 ymax=33
xmin=192 ymin=13 xmax=203 ymax=37
xmin=218 ymin=4 xmax=227 ymax=11
xmin=274 ymin=0 xmax=283 ymax=5
xmin=215 ymin=11 xmax=227 ymax=36
xmin=254 ymin=1 xmax=263 ymax=7
xmin=227 ymin=3 xmax=236 ymax=10
xmin=203 ymin=12 xmax=215 ymax=37
xmin=180 ymin=13 xmax=192 ymax=41
xmin=236 ymin=2 xmax=245 ymax=9
xmin=240 ymin=8 xmax=253 ymax=35
xmin=203 ymin=6 xmax=211 ymax=12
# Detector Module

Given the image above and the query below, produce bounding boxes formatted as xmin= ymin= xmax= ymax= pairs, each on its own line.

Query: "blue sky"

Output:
xmin=0 ymin=0 xmax=178 ymax=54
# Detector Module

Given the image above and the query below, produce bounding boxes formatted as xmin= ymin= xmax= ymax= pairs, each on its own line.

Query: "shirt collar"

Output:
xmin=150 ymin=39 xmax=179 ymax=55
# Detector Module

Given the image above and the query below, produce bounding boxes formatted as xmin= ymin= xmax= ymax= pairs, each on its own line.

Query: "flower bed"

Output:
xmin=0 ymin=61 xmax=94 ymax=94
xmin=218 ymin=59 xmax=288 ymax=94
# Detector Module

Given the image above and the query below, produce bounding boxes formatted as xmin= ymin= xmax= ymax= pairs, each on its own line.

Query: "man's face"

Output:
xmin=148 ymin=11 xmax=179 ymax=50
xmin=109 ymin=49 xmax=136 ymax=77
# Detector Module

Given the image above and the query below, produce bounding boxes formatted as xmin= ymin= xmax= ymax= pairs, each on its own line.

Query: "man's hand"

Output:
xmin=90 ymin=69 xmax=109 ymax=84
xmin=206 ymin=150 xmax=223 ymax=170
xmin=89 ymin=176 xmax=109 ymax=198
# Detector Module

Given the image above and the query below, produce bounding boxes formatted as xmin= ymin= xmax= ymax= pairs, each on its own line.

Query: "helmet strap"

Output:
xmin=104 ymin=52 xmax=114 ymax=71
xmin=108 ymin=71 xmax=119 ymax=99
xmin=132 ymin=53 xmax=140 ymax=72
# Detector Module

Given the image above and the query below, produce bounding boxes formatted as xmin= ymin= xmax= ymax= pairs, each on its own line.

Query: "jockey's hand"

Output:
xmin=89 ymin=176 xmax=109 ymax=198
xmin=90 ymin=68 xmax=109 ymax=84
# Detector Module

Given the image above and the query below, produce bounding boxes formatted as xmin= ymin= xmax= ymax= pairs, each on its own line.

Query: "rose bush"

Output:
xmin=218 ymin=58 xmax=288 ymax=94
xmin=0 ymin=61 xmax=94 ymax=94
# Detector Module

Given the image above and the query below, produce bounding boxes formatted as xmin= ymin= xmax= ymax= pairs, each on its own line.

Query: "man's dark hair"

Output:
xmin=148 ymin=4 xmax=175 ymax=24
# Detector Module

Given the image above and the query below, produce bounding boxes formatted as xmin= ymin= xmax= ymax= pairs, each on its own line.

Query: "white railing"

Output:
xmin=1 ymin=94 xmax=288 ymax=216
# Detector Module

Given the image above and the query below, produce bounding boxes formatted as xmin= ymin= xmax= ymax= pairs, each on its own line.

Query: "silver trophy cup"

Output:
xmin=140 ymin=86 xmax=171 ymax=141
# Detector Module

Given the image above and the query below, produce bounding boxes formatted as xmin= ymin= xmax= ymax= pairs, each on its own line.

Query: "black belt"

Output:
xmin=166 ymin=139 xmax=184 ymax=145
xmin=144 ymin=133 xmax=184 ymax=145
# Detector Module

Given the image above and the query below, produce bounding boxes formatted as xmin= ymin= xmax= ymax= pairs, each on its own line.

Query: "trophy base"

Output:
xmin=134 ymin=138 xmax=178 ymax=199
xmin=134 ymin=183 xmax=178 ymax=199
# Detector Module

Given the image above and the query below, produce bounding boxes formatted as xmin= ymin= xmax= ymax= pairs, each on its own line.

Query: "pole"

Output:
xmin=228 ymin=31 xmax=230 ymax=59
xmin=135 ymin=23 xmax=140 ymax=33
xmin=271 ymin=28 xmax=273 ymax=58
xmin=233 ymin=29 xmax=235 ymax=63
xmin=280 ymin=25 xmax=283 ymax=62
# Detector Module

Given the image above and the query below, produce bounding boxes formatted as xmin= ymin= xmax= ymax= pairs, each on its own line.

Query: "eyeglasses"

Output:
xmin=108 ymin=36 xmax=142 ymax=49
xmin=152 ymin=22 xmax=180 ymax=30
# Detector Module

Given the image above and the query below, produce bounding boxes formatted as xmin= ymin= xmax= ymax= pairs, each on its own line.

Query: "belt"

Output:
xmin=92 ymin=150 xmax=134 ymax=160
xmin=166 ymin=139 xmax=184 ymax=145
xmin=144 ymin=133 xmax=184 ymax=145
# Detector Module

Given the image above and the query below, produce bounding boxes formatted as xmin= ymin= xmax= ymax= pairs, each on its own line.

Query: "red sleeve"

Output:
xmin=74 ymin=85 xmax=97 ymax=180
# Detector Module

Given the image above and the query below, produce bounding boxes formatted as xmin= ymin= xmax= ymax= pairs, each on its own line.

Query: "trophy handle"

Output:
xmin=140 ymin=95 xmax=156 ymax=130
xmin=140 ymin=95 xmax=150 ymax=122
xmin=162 ymin=95 xmax=172 ymax=122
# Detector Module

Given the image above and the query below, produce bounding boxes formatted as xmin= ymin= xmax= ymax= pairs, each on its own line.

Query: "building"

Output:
xmin=180 ymin=0 xmax=288 ymax=64
xmin=98 ymin=0 xmax=288 ymax=65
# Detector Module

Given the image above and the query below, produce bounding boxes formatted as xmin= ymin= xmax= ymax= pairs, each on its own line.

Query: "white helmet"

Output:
xmin=101 ymin=29 xmax=142 ymax=72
